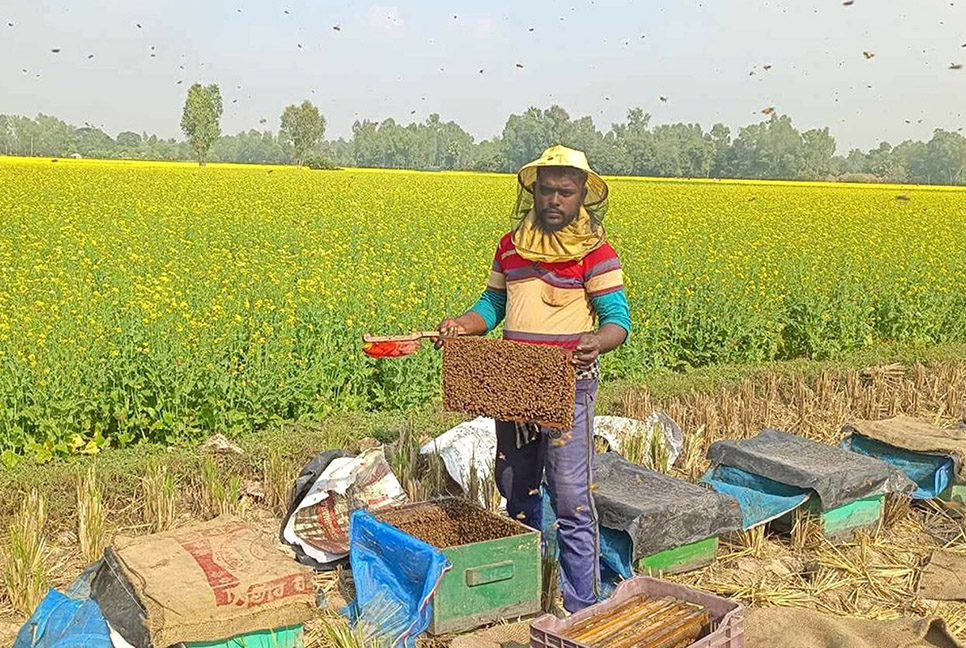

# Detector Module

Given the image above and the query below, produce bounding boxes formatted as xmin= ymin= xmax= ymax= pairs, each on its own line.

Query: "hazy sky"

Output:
xmin=2 ymin=0 xmax=965 ymax=152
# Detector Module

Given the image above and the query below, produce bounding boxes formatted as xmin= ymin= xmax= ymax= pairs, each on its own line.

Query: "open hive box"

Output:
xmin=375 ymin=498 xmax=541 ymax=635
xmin=531 ymin=576 xmax=744 ymax=648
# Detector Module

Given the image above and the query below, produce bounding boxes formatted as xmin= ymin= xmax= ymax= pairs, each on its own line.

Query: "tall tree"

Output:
xmin=501 ymin=105 xmax=571 ymax=171
xmin=0 ymin=115 xmax=13 ymax=155
xmin=116 ymin=131 xmax=142 ymax=149
xmin=609 ymin=108 xmax=654 ymax=175
xmin=351 ymin=120 xmax=381 ymax=167
xmin=471 ymin=138 xmax=505 ymax=171
xmin=72 ymin=126 xmax=115 ymax=158
xmin=279 ymin=100 xmax=327 ymax=167
xmin=180 ymin=83 xmax=223 ymax=166
xmin=801 ymin=127 xmax=837 ymax=179
xmin=709 ymin=123 xmax=732 ymax=177
xmin=922 ymin=130 xmax=966 ymax=185
xmin=891 ymin=140 xmax=927 ymax=183
xmin=437 ymin=120 xmax=474 ymax=169
xmin=729 ymin=114 xmax=805 ymax=179
xmin=32 ymin=114 xmax=73 ymax=156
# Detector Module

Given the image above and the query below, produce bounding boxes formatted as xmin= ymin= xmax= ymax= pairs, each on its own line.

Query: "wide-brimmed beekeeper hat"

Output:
xmin=516 ymin=144 xmax=609 ymax=207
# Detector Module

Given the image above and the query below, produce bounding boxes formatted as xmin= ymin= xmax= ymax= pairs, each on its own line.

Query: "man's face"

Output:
xmin=533 ymin=168 xmax=586 ymax=232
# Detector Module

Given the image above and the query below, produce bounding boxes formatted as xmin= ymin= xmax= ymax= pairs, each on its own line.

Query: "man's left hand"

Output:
xmin=573 ymin=333 xmax=600 ymax=369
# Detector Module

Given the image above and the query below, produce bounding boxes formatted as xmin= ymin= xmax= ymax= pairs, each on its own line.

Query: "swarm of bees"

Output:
xmin=13 ymin=2 xmax=966 ymax=143
xmin=442 ymin=337 xmax=576 ymax=430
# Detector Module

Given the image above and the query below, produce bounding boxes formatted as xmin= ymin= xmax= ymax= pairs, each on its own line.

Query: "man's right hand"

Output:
xmin=435 ymin=318 xmax=466 ymax=348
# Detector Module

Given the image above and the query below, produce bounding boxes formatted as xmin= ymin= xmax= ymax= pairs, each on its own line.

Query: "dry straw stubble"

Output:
xmin=142 ymin=460 xmax=177 ymax=533
xmin=263 ymin=450 xmax=296 ymax=516
xmin=76 ymin=465 xmax=105 ymax=563
xmin=2 ymin=489 xmax=49 ymax=616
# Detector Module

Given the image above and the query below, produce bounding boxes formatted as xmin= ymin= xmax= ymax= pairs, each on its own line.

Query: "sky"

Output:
xmin=2 ymin=0 xmax=965 ymax=152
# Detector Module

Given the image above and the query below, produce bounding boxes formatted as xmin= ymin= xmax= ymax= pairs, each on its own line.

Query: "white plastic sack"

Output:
xmin=107 ymin=622 xmax=135 ymax=648
xmin=420 ymin=417 xmax=497 ymax=506
xmin=281 ymin=447 xmax=407 ymax=564
xmin=594 ymin=413 xmax=683 ymax=470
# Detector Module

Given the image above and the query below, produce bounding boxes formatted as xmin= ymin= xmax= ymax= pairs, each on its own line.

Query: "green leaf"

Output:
xmin=1 ymin=450 xmax=22 ymax=469
xmin=32 ymin=446 xmax=53 ymax=464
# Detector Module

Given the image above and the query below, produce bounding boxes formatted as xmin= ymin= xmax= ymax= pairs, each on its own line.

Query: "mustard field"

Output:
xmin=2 ymin=157 xmax=965 ymax=462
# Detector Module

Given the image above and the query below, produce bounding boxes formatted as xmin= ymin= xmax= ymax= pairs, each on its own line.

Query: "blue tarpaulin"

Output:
xmin=702 ymin=464 xmax=811 ymax=529
xmin=840 ymin=435 xmax=955 ymax=500
xmin=598 ymin=526 xmax=634 ymax=586
xmin=12 ymin=587 xmax=112 ymax=648
xmin=347 ymin=509 xmax=451 ymax=648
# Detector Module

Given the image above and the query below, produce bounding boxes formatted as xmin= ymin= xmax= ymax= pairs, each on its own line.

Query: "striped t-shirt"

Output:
xmin=470 ymin=232 xmax=630 ymax=350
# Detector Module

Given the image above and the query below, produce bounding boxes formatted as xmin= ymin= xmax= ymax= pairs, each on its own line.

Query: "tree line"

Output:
xmin=2 ymin=82 xmax=965 ymax=184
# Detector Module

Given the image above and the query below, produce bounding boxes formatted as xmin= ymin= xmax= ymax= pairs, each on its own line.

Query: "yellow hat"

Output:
xmin=517 ymin=144 xmax=609 ymax=206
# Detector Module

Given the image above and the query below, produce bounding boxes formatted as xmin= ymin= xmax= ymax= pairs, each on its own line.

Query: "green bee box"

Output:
xmin=182 ymin=625 xmax=304 ymax=648
xmin=941 ymin=483 xmax=966 ymax=506
xmin=635 ymin=536 xmax=719 ymax=576
xmin=774 ymin=494 xmax=884 ymax=540
xmin=378 ymin=499 xmax=542 ymax=636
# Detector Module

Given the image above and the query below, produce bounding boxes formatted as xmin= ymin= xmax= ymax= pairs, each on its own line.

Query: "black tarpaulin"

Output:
xmin=593 ymin=452 xmax=742 ymax=559
xmin=706 ymin=429 xmax=915 ymax=510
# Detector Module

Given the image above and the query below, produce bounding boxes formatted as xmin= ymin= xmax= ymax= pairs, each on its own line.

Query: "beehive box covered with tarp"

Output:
xmin=540 ymin=453 xmax=742 ymax=581
xmin=840 ymin=416 xmax=966 ymax=503
xmin=704 ymin=429 xmax=916 ymax=538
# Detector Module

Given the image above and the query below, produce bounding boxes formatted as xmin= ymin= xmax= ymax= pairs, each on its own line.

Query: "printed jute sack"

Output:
xmin=112 ymin=516 xmax=315 ymax=647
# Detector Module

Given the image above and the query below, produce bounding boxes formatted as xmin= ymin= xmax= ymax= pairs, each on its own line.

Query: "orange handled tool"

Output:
xmin=362 ymin=331 xmax=455 ymax=358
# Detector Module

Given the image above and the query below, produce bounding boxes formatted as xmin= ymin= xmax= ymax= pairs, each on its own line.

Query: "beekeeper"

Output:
xmin=436 ymin=144 xmax=631 ymax=612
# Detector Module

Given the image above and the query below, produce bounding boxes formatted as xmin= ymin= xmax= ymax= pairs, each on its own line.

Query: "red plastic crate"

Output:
xmin=529 ymin=576 xmax=744 ymax=648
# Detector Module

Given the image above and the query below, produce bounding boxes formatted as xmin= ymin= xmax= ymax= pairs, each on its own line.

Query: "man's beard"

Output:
xmin=535 ymin=208 xmax=577 ymax=233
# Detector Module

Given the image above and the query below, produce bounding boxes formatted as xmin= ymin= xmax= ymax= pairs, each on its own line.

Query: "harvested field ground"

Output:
xmin=1 ymin=358 xmax=965 ymax=647
xmin=377 ymin=500 xmax=523 ymax=548
xmin=635 ymin=360 xmax=966 ymax=641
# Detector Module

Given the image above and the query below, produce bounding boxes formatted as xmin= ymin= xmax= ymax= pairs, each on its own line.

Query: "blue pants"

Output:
xmin=495 ymin=379 xmax=599 ymax=613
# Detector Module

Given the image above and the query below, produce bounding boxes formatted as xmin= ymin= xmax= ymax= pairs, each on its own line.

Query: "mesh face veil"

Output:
xmin=511 ymin=168 xmax=609 ymax=231
xmin=510 ymin=145 xmax=611 ymax=262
